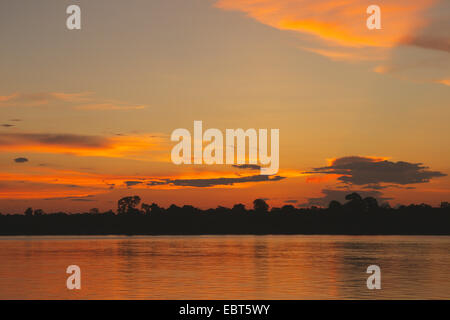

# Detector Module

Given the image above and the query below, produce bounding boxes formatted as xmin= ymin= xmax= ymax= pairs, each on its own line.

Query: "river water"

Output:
xmin=0 ymin=235 xmax=449 ymax=299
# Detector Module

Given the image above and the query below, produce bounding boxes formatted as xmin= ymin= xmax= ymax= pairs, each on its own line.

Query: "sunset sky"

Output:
xmin=0 ymin=0 xmax=449 ymax=213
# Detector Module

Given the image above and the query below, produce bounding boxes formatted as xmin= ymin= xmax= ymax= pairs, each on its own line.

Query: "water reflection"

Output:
xmin=0 ymin=235 xmax=449 ymax=299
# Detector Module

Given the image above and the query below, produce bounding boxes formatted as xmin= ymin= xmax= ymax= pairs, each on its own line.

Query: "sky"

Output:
xmin=0 ymin=0 xmax=449 ymax=213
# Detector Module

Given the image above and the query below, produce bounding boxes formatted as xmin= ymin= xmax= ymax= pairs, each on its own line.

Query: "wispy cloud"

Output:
xmin=0 ymin=92 xmax=92 ymax=107
xmin=75 ymin=103 xmax=147 ymax=111
xmin=0 ymin=132 xmax=168 ymax=160
xmin=0 ymin=91 xmax=149 ymax=111
xmin=145 ymin=174 xmax=286 ymax=188
xmin=215 ymin=0 xmax=450 ymax=84
xmin=124 ymin=181 xmax=144 ymax=187
xmin=43 ymin=195 xmax=96 ymax=202
xmin=215 ymin=0 xmax=437 ymax=49
xmin=0 ymin=167 xmax=286 ymax=199
xmin=232 ymin=164 xmax=261 ymax=170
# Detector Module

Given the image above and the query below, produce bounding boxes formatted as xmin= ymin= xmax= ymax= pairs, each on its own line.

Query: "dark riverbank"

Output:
xmin=1 ymin=206 xmax=449 ymax=236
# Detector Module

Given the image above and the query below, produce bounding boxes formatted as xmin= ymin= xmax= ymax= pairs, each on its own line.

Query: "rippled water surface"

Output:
xmin=0 ymin=235 xmax=449 ymax=299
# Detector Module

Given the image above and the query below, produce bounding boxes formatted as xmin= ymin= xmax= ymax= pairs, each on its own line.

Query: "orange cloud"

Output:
xmin=306 ymin=174 xmax=340 ymax=184
xmin=0 ymin=166 xmax=292 ymax=199
xmin=215 ymin=0 xmax=437 ymax=48
xmin=302 ymin=46 xmax=385 ymax=61
xmin=373 ymin=65 xmax=391 ymax=74
xmin=435 ymin=79 xmax=450 ymax=86
xmin=0 ymin=132 xmax=168 ymax=161
xmin=0 ymin=93 xmax=17 ymax=102
xmin=215 ymin=0 xmax=450 ymax=86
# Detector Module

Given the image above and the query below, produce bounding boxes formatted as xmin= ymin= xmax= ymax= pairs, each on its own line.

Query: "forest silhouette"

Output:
xmin=0 ymin=193 xmax=449 ymax=235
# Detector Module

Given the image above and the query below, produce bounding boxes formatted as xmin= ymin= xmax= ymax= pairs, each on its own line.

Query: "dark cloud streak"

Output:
xmin=232 ymin=164 xmax=261 ymax=170
xmin=0 ymin=132 xmax=108 ymax=148
xmin=14 ymin=157 xmax=28 ymax=163
xmin=146 ymin=175 xmax=285 ymax=188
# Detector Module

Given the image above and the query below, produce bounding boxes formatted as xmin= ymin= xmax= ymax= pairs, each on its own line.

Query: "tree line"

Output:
xmin=0 ymin=193 xmax=449 ymax=235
